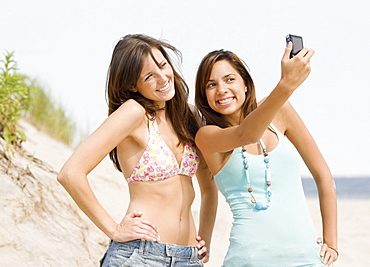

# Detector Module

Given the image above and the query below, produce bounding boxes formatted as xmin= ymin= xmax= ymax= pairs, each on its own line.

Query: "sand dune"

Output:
xmin=0 ymin=120 xmax=368 ymax=266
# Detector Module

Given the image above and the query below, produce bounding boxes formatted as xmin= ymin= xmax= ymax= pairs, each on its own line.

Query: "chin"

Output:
xmin=167 ymin=87 xmax=176 ymax=99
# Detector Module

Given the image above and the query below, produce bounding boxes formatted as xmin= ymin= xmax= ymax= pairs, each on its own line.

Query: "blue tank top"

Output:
xmin=214 ymin=124 xmax=324 ymax=267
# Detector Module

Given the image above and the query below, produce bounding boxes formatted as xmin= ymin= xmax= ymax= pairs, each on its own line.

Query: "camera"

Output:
xmin=286 ymin=34 xmax=303 ymax=58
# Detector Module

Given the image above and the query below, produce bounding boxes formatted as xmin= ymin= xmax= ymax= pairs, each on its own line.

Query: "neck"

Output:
xmin=154 ymin=109 xmax=167 ymax=122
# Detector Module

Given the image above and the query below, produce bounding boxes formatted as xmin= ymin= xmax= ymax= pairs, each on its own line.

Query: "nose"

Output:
xmin=216 ymin=83 xmax=228 ymax=94
xmin=157 ymin=69 xmax=168 ymax=83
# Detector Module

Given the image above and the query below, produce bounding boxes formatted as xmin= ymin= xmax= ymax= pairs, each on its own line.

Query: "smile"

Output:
xmin=217 ymin=97 xmax=235 ymax=105
xmin=157 ymin=81 xmax=170 ymax=92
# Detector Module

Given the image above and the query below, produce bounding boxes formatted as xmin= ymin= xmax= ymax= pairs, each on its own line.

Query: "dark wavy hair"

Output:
xmin=106 ymin=34 xmax=199 ymax=172
xmin=195 ymin=50 xmax=257 ymax=128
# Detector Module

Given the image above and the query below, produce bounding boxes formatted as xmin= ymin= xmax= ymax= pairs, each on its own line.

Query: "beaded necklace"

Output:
xmin=242 ymin=138 xmax=272 ymax=210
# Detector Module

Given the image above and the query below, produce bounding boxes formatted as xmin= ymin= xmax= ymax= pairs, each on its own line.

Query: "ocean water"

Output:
xmin=302 ymin=177 xmax=370 ymax=199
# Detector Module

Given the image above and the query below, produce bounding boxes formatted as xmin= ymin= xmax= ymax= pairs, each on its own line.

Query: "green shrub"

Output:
xmin=1 ymin=51 xmax=76 ymax=152
xmin=0 ymin=51 xmax=29 ymax=149
xmin=27 ymin=84 xmax=76 ymax=145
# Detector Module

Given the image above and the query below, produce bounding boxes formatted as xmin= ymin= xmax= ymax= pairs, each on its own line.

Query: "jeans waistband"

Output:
xmin=110 ymin=239 xmax=199 ymax=261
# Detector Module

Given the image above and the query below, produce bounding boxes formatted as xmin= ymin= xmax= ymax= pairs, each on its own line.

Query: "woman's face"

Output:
xmin=134 ymin=48 xmax=175 ymax=107
xmin=205 ymin=60 xmax=247 ymax=123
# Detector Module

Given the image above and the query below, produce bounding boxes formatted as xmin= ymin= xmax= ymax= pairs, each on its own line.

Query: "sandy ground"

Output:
xmin=0 ymin=120 xmax=369 ymax=266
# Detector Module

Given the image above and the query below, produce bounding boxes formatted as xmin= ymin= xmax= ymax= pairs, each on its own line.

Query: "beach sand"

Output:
xmin=0 ymin=120 xmax=368 ymax=266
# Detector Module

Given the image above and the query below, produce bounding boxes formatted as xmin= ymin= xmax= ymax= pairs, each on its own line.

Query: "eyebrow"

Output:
xmin=208 ymin=73 xmax=235 ymax=82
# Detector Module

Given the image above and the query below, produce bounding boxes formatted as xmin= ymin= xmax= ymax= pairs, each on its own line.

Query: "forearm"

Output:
xmin=58 ymin=173 xmax=117 ymax=239
xmin=318 ymin=179 xmax=338 ymax=250
xmin=237 ymin=81 xmax=293 ymax=143
xmin=198 ymin=188 xmax=218 ymax=250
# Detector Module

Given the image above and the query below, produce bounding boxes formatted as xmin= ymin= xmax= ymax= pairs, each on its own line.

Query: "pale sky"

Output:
xmin=1 ymin=0 xmax=369 ymax=177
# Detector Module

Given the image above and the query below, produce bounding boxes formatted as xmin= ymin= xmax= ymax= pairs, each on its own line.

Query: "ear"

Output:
xmin=244 ymin=87 xmax=248 ymax=92
xmin=130 ymin=86 xmax=138 ymax=93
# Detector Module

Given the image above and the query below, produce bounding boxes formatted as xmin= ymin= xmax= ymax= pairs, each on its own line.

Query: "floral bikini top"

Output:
xmin=126 ymin=117 xmax=199 ymax=183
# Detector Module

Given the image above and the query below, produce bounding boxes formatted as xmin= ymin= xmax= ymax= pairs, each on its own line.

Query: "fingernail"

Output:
xmin=157 ymin=235 xmax=161 ymax=241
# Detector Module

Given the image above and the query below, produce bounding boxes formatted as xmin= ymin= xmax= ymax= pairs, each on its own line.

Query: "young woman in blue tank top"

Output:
xmin=57 ymin=34 xmax=218 ymax=266
xmin=194 ymin=44 xmax=338 ymax=266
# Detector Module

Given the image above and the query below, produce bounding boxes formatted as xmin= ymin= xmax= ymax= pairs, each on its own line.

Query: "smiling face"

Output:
xmin=205 ymin=60 xmax=247 ymax=124
xmin=134 ymin=48 xmax=175 ymax=108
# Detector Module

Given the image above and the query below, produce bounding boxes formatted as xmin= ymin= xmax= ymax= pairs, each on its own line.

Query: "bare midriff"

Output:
xmin=127 ymin=174 xmax=197 ymax=246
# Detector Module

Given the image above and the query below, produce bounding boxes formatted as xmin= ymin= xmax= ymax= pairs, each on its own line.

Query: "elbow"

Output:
xmin=317 ymin=176 xmax=337 ymax=198
xmin=325 ymin=177 xmax=337 ymax=195
xmin=57 ymin=171 xmax=66 ymax=186
xmin=57 ymin=163 xmax=88 ymax=188
xmin=202 ymin=184 xmax=219 ymax=204
xmin=57 ymin=167 xmax=73 ymax=186
xmin=331 ymin=179 xmax=337 ymax=195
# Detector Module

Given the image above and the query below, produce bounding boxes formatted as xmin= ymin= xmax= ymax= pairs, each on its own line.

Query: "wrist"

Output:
xmin=103 ymin=221 xmax=119 ymax=240
xmin=275 ymin=79 xmax=296 ymax=95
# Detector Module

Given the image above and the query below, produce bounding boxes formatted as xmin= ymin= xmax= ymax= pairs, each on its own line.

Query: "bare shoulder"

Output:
xmin=104 ymin=99 xmax=147 ymax=136
xmin=112 ymin=99 xmax=145 ymax=120
xmin=195 ymin=125 xmax=219 ymax=148
xmin=196 ymin=125 xmax=219 ymax=136
xmin=116 ymin=99 xmax=145 ymax=116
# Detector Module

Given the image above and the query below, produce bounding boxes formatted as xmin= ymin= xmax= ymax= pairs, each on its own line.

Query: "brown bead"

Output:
xmin=248 ymin=188 xmax=253 ymax=192
xmin=266 ymin=181 xmax=271 ymax=186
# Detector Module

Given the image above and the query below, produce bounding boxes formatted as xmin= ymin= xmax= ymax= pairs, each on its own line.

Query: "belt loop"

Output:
xmin=191 ymin=246 xmax=199 ymax=262
xmin=144 ymin=239 xmax=151 ymax=255
xmin=138 ymin=239 xmax=145 ymax=254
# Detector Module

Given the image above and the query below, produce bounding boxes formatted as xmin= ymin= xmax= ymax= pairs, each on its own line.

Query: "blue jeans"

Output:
xmin=100 ymin=239 xmax=204 ymax=267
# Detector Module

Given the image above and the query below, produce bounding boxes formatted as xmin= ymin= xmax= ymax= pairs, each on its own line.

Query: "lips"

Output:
xmin=157 ymin=80 xmax=170 ymax=92
xmin=217 ymin=96 xmax=235 ymax=105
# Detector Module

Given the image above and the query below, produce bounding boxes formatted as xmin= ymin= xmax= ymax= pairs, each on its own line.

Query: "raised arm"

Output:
xmin=196 ymin=43 xmax=315 ymax=154
xmin=57 ymin=100 xmax=160 ymax=242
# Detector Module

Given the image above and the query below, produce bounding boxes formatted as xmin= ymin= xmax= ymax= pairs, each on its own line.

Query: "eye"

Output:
xmin=206 ymin=83 xmax=216 ymax=89
xmin=160 ymin=61 xmax=168 ymax=68
xmin=226 ymin=77 xmax=235 ymax=82
xmin=144 ymin=74 xmax=153 ymax=81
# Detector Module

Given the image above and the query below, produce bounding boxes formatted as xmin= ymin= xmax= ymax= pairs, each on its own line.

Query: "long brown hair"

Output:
xmin=106 ymin=34 xmax=199 ymax=172
xmin=195 ymin=50 xmax=257 ymax=128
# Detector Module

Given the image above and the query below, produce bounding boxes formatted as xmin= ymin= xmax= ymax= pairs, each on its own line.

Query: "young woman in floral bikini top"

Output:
xmin=57 ymin=34 xmax=218 ymax=266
